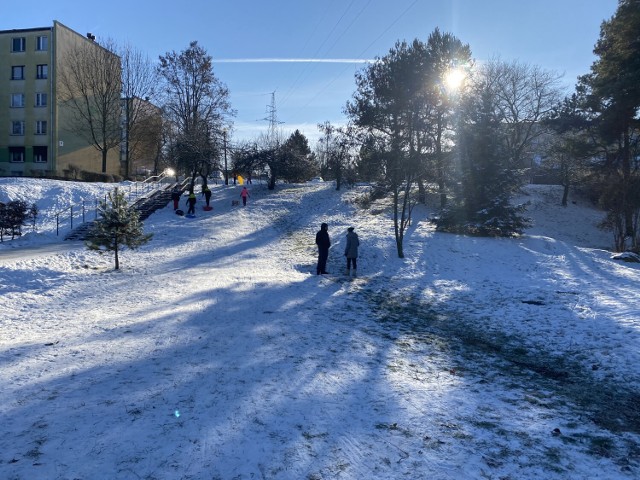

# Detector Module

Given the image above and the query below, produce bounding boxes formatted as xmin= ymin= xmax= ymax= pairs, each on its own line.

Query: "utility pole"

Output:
xmin=124 ymin=97 xmax=130 ymax=179
xmin=223 ymin=128 xmax=228 ymax=185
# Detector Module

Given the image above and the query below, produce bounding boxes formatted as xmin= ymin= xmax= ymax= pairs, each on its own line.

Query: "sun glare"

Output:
xmin=444 ymin=67 xmax=466 ymax=92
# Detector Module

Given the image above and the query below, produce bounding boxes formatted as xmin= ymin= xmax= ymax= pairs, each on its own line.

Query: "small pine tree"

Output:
xmin=86 ymin=188 xmax=152 ymax=270
xmin=0 ymin=200 xmax=32 ymax=241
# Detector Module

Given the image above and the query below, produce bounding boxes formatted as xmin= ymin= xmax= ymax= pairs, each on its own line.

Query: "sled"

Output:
xmin=175 ymin=209 xmax=184 ymax=216
xmin=203 ymin=206 xmax=213 ymax=211
xmin=185 ymin=214 xmax=196 ymax=218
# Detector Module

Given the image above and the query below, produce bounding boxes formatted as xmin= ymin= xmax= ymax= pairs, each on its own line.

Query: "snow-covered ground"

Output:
xmin=0 ymin=178 xmax=638 ymax=479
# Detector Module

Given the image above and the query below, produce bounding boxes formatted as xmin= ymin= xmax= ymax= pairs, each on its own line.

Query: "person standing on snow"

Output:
xmin=171 ymin=186 xmax=182 ymax=210
xmin=240 ymin=186 xmax=250 ymax=206
xmin=202 ymin=185 xmax=212 ymax=207
xmin=344 ymin=226 xmax=360 ymax=277
xmin=315 ymin=222 xmax=331 ymax=275
xmin=186 ymin=191 xmax=197 ymax=215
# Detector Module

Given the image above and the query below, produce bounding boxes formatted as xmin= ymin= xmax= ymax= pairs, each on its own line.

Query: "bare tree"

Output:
xmin=120 ymin=43 xmax=160 ymax=178
xmin=482 ymin=58 xmax=564 ymax=173
xmin=58 ymin=37 xmax=122 ymax=174
xmin=317 ymin=122 xmax=356 ymax=191
xmin=158 ymin=41 xmax=234 ymax=188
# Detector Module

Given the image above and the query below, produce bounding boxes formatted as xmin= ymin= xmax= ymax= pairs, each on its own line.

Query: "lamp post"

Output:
xmin=223 ymin=128 xmax=228 ymax=185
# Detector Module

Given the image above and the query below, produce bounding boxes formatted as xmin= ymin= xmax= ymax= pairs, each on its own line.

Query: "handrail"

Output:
xmin=52 ymin=171 xmax=178 ymax=236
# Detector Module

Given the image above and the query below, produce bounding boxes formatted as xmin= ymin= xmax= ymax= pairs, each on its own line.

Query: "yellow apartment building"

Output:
xmin=0 ymin=21 xmax=121 ymax=178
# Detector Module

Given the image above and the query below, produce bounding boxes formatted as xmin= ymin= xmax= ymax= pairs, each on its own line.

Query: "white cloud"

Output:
xmin=214 ymin=58 xmax=373 ymax=64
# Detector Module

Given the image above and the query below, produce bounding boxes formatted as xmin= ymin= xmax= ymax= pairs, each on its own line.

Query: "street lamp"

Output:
xmin=223 ymin=128 xmax=228 ymax=185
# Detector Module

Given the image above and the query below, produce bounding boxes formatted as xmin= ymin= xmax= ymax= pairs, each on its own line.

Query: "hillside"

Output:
xmin=0 ymin=178 xmax=638 ymax=479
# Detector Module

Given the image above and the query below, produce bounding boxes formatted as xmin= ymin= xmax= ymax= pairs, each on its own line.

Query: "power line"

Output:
xmin=297 ymin=0 xmax=421 ymax=113
xmin=280 ymin=0 xmax=358 ymax=108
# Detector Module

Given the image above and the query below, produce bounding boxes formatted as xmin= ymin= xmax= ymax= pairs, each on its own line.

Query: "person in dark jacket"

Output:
xmin=344 ymin=226 xmax=360 ymax=277
xmin=202 ymin=185 xmax=212 ymax=207
xmin=315 ymin=222 xmax=331 ymax=275
xmin=171 ymin=187 xmax=182 ymax=210
xmin=186 ymin=191 xmax=197 ymax=215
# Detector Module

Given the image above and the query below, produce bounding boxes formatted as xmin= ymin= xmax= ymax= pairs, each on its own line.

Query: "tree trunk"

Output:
xmin=417 ymin=178 xmax=426 ymax=204
xmin=561 ymin=183 xmax=569 ymax=207
xmin=560 ymin=162 xmax=569 ymax=207
xmin=392 ymin=187 xmax=405 ymax=258
xmin=114 ymin=238 xmax=120 ymax=270
xmin=623 ymin=128 xmax=634 ymax=238
xmin=102 ymin=150 xmax=108 ymax=174
xmin=439 ymin=181 xmax=447 ymax=209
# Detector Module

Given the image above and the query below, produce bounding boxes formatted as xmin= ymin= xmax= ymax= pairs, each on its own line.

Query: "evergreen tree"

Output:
xmin=578 ymin=0 xmax=640 ymax=249
xmin=346 ymin=31 xmax=471 ymax=256
xmin=346 ymin=39 xmax=425 ymax=257
xmin=86 ymin=189 xmax=152 ymax=270
xmin=543 ymin=94 xmax=597 ymax=206
xmin=280 ymin=130 xmax=317 ymax=183
xmin=0 ymin=200 xmax=35 ymax=241
xmin=437 ymin=78 xmax=531 ymax=236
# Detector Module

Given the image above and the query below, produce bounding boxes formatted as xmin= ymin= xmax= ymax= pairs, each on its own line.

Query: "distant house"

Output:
xmin=0 ymin=21 xmax=121 ymax=178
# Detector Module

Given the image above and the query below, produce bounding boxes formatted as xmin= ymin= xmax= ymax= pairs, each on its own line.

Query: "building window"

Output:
xmin=11 ymin=66 xmax=25 ymax=80
xmin=35 ymin=92 xmax=47 ymax=107
xmin=12 ymin=121 xmax=25 ymax=135
xmin=33 ymin=146 xmax=48 ymax=163
xmin=36 ymin=64 xmax=48 ymax=79
xmin=35 ymin=121 xmax=47 ymax=135
xmin=11 ymin=93 xmax=25 ymax=107
xmin=9 ymin=147 xmax=25 ymax=162
xmin=11 ymin=37 xmax=26 ymax=52
xmin=36 ymin=36 xmax=48 ymax=51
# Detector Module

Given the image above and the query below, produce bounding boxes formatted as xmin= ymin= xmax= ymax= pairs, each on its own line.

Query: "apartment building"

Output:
xmin=0 ymin=21 xmax=121 ymax=177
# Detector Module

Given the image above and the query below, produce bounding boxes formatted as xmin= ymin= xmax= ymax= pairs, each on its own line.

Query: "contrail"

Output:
xmin=214 ymin=58 xmax=373 ymax=64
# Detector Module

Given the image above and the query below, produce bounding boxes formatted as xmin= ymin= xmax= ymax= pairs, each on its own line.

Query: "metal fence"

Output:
xmin=53 ymin=172 xmax=175 ymax=236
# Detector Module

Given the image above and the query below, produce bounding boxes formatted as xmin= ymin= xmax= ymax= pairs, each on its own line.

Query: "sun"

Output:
xmin=443 ymin=67 xmax=466 ymax=92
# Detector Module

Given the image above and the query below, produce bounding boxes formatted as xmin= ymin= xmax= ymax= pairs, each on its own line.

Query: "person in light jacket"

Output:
xmin=240 ymin=186 xmax=250 ymax=206
xmin=344 ymin=227 xmax=359 ymax=277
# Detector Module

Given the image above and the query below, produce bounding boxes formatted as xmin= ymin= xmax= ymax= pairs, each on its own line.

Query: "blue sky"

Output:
xmin=3 ymin=0 xmax=618 ymax=146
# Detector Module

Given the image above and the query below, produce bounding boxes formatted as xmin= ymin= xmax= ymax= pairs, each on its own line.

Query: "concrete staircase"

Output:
xmin=65 ymin=179 xmax=190 ymax=241
xmin=131 ymin=184 xmax=175 ymax=221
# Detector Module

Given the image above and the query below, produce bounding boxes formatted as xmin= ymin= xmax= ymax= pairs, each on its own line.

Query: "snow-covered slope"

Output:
xmin=0 ymin=178 xmax=638 ymax=479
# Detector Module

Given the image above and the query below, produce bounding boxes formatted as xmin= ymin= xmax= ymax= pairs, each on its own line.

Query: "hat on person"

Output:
xmin=347 ymin=227 xmax=354 ymax=231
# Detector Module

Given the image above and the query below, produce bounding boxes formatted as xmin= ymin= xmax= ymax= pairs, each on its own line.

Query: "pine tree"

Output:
xmin=280 ymin=130 xmax=317 ymax=183
xmin=437 ymin=81 xmax=531 ymax=236
xmin=0 ymin=200 xmax=33 ymax=241
xmin=578 ymin=0 xmax=640 ymax=248
xmin=86 ymin=188 xmax=152 ymax=270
